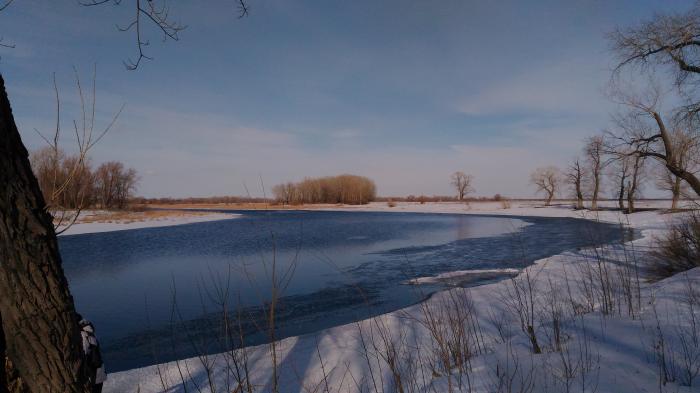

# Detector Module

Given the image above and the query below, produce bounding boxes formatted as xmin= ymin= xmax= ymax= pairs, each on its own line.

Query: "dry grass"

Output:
xmin=139 ymin=202 xmax=347 ymax=211
xmin=74 ymin=209 xmax=215 ymax=224
xmin=651 ymin=210 xmax=700 ymax=279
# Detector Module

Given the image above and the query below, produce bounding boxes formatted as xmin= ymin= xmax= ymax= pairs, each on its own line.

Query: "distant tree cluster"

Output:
xmin=272 ymin=175 xmax=376 ymax=205
xmin=30 ymin=147 xmax=139 ymax=210
xmin=134 ymin=196 xmax=271 ymax=205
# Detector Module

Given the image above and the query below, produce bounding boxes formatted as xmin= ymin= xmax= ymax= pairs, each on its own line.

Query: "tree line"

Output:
xmin=272 ymin=174 xmax=376 ymax=205
xmin=30 ymin=146 xmax=139 ymax=210
xmin=531 ymin=126 xmax=698 ymax=213
xmin=529 ymin=5 xmax=700 ymax=212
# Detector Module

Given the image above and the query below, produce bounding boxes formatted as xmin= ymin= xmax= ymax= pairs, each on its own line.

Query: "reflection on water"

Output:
xmin=58 ymin=211 xmax=630 ymax=372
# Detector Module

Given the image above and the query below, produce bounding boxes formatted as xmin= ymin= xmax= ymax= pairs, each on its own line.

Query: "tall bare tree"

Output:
xmin=584 ymin=135 xmax=605 ymax=210
xmin=566 ymin=160 xmax=585 ymax=210
xmin=0 ymin=1 xmax=247 ymax=391
xmin=606 ymin=81 xmax=700 ymax=198
xmin=610 ymin=3 xmax=700 ymax=114
xmin=609 ymin=5 xmax=700 ymax=197
xmin=655 ymin=127 xmax=698 ymax=209
xmin=610 ymin=153 xmax=633 ymax=211
xmin=450 ymin=171 xmax=474 ymax=201
xmin=626 ymin=153 xmax=646 ymax=214
xmin=530 ymin=166 xmax=561 ymax=206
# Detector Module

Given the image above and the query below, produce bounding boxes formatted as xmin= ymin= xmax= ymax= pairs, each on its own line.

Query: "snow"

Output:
xmin=103 ymin=201 xmax=700 ymax=392
xmin=404 ymin=268 xmax=521 ymax=285
xmin=58 ymin=211 xmax=239 ymax=236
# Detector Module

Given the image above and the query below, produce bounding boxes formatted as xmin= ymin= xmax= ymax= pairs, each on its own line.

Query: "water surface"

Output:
xmin=58 ymin=210 xmax=628 ymax=372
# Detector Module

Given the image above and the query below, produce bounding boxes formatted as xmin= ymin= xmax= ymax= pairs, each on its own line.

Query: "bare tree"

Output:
xmin=29 ymin=70 xmax=122 ymax=234
xmin=584 ymin=135 xmax=605 ymax=210
xmin=609 ymin=153 xmax=633 ymax=211
xmin=566 ymin=160 xmax=584 ymax=210
xmin=0 ymin=1 xmax=246 ymax=390
xmin=610 ymin=3 xmax=700 ymax=114
xmin=94 ymin=161 xmax=138 ymax=209
xmin=608 ymin=6 xmax=700 ymax=197
xmin=79 ymin=0 xmax=249 ymax=70
xmin=530 ymin=166 xmax=562 ymax=206
xmin=626 ymin=153 xmax=646 ymax=214
xmin=654 ymin=127 xmax=698 ymax=210
xmin=606 ymin=80 xmax=700 ymax=198
xmin=450 ymin=171 xmax=474 ymax=201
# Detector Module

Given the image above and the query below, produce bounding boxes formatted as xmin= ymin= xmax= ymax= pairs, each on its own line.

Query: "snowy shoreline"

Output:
xmin=57 ymin=211 xmax=240 ymax=236
xmin=104 ymin=201 xmax=698 ymax=392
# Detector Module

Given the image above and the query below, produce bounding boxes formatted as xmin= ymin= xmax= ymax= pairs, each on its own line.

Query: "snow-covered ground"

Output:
xmin=104 ymin=201 xmax=700 ymax=393
xmin=58 ymin=210 xmax=239 ymax=236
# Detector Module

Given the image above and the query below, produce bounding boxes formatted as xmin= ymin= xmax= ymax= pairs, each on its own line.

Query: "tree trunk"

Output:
xmin=1 ymin=319 xmax=5 ymax=393
xmin=0 ymin=74 xmax=90 ymax=392
xmin=667 ymin=164 xmax=700 ymax=199
xmin=627 ymin=182 xmax=635 ymax=214
xmin=591 ymin=173 xmax=600 ymax=210
xmin=575 ymin=180 xmax=584 ymax=210
xmin=627 ymin=156 xmax=642 ymax=214
xmin=545 ymin=191 xmax=554 ymax=206
xmin=671 ymin=175 xmax=681 ymax=211
xmin=618 ymin=176 xmax=626 ymax=211
xmin=651 ymin=112 xmax=700 ymax=198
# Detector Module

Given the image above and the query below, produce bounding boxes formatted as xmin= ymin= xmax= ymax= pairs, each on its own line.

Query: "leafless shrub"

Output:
xmin=414 ymin=289 xmax=486 ymax=392
xmin=486 ymin=306 xmax=514 ymax=344
xmin=651 ymin=211 xmax=700 ymax=279
xmin=490 ymin=340 xmax=536 ymax=393
xmin=29 ymin=68 xmax=124 ymax=233
xmin=644 ymin=275 xmax=700 ymax=388
xmin=499 ymin=268 xmax=542 ymax=354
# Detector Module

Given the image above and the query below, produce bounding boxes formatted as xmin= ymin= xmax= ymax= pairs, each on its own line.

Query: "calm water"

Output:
xmin=58 ymin=210 xmax=629 ymax=372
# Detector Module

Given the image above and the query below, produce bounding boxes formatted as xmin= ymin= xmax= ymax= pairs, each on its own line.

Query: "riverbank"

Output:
xmin=58 ymin=209 xmax=239 ymax=236
xmin=104 ymin=203 xmax=698 ymax=392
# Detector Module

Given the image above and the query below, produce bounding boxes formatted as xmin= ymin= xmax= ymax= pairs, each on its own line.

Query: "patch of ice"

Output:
xmin=404 ymin=268 xmax=521 ymax=285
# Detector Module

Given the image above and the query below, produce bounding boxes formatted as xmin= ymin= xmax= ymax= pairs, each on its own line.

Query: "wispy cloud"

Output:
xmin=456 ymin=57 xmax=609 ymax=117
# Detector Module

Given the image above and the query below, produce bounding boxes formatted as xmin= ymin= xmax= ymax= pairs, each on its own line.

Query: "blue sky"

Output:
xmin=0 ymin=1 xmax=692 ymax=198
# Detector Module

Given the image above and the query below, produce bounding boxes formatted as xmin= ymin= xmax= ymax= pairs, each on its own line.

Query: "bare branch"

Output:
xmin=0 ymin=0 xmax=14 ymax=12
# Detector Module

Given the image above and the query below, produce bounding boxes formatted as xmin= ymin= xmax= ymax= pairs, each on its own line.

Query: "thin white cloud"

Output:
xmin=456 ymin=57 xmax=609 ymax=116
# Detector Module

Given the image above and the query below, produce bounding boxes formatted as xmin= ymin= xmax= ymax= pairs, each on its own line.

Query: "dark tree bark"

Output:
xmin=626 ymin=154 xmax=644 ymax=214
xmin=1 ymin=322 xmax=5 ymax=393
xmin=566 ymin=160 xmax=584 ymax=210
xmin=0 ymin=74 xmax=90 ymax=392
xmin=618 ymin=181 xmax=626 ymax=211
xmin=585 ymin=136 xmax=604 ymax=210
xmin=671 ymin=175 xmax=682 ymax=211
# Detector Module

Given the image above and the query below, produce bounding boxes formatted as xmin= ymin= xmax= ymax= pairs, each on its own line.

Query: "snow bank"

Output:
xmin=58 ymin=211 xmax=240 ymax=236
xmin=104 ymin=202 xmax=699 ymax=392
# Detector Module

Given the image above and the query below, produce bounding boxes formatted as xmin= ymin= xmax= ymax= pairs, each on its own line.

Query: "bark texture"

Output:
xmin=0 ymin=74 xmax=89 ymax=392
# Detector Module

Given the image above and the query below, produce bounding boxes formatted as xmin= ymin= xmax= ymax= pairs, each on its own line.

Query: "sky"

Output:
xmin=0 ymin=0 xmax=693 ymax=198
